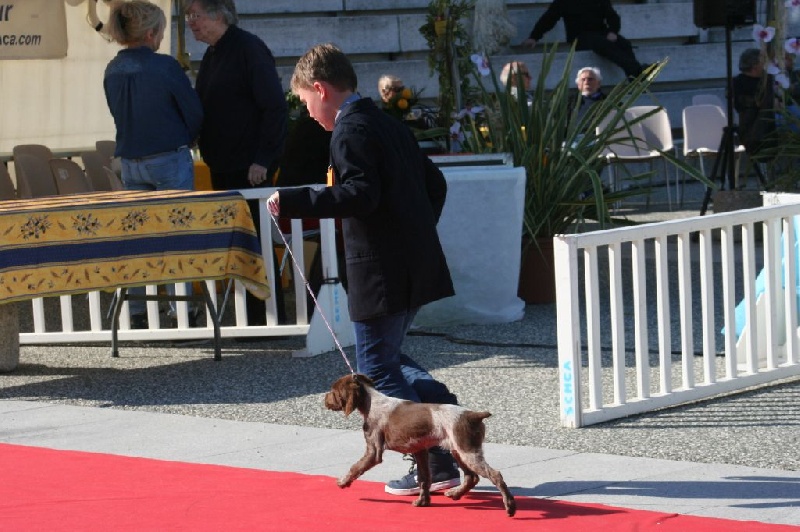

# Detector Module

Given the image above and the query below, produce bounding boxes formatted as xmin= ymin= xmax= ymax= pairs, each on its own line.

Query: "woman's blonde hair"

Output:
xmin=106 ymin=0 xmax=166 ymax=46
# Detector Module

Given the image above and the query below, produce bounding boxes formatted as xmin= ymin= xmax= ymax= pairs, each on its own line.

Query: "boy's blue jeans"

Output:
xmin=353 ymin=308 xmax=458 ymax=404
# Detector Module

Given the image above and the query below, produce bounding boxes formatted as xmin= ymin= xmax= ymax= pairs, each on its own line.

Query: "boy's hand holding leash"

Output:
xmin=267 ymin=192 xmax=280 ymax=216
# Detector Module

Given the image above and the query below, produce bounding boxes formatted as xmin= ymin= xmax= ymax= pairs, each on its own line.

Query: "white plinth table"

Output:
xmin=415 ymin=156 xmax=526 ymax=327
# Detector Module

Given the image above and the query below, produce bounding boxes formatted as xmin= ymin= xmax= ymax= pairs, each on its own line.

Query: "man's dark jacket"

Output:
xmin=278 ymin=98 xmax=454 ymax=322
xmin=529 ymin=0 xmax=622 ymax=43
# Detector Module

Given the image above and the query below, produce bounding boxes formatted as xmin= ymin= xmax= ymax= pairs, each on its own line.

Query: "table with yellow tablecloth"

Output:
xmin=0 ymin=189 xmax=269 ymax=364
xmin=0 ymin=189 xmax=269 ymax=303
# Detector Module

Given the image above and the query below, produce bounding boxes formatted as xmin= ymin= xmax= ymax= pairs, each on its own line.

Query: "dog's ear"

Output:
xmin=343 ymin=375 xmax=363 ymax=416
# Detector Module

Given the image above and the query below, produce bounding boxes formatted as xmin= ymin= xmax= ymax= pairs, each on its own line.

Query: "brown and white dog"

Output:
xmin=324 ymin=373 xmax=516 ymax=517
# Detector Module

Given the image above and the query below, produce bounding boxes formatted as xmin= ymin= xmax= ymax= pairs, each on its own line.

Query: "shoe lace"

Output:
xmin=401 ymin=453 xmax=416 ymax=475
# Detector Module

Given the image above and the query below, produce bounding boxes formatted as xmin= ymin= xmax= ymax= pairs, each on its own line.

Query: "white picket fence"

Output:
xmin=18 ymin=187 xmax=354 ymax=358
xmin=555 ymin=198 xmax=800 ymax=427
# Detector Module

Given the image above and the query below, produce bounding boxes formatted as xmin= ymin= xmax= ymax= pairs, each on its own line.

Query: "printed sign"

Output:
xmin=0 ymin=1 xmax=68 ymax=59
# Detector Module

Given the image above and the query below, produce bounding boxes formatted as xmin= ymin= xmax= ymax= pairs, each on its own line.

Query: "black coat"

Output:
xmin=278 ymin=98 xmax=454 ymax=322
xmin=733 ymin=73 xmax=776 ymax=155
xmin=195 ymin=25 xmax=287 ymax=173
xmin=529 ymin=0 xmax=622 ymax=43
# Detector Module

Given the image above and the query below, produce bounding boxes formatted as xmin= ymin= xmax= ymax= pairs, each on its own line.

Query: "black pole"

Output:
xmin=723 ymin=23 xmax=736 ymax=191
xmin=700 ymin=21 xmax=737 ymax=215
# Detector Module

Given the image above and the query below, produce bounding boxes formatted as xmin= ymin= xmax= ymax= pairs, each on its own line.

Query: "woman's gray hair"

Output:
xmin=186 ymin=0 xmax=238 ymax=25
xmin=738 ymin=48 xmax=762 ymax=72
xmin=575 ymin=66 xmax=602 ymax=84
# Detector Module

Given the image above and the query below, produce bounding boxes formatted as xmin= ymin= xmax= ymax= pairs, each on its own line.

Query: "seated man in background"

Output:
xmin=733 ymin=48 xmax=776 ymax=158
xmin=378 ymin=74 xmax=404 ymax=104
xmin=571 ymin=66 xmax=606 ymax=126
xmin=522 ymin=0 xmax=646 ymax=79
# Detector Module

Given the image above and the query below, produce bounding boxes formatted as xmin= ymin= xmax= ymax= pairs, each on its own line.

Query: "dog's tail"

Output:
xmin=467 ymin=411 xmax=492 ymax=422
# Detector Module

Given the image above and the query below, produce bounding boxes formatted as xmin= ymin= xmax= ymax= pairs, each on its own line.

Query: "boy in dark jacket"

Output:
xmin=267 ymin=43 xmax=461 ymax=496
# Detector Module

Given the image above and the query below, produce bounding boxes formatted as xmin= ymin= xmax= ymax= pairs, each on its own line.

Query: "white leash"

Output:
xmin=266 ymin=207 xmax=355 ymax=375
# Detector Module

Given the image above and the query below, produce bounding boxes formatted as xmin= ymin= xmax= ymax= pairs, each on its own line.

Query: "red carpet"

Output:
xmin=0 ymin=443 xmax=793 ymax=531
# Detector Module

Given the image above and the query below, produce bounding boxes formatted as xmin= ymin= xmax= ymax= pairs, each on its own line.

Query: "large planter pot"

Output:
xmin=518 ymin=237 xmax=556 ymax=304
xmin=712 ymin=189 xmax=762 ymax=213
xmin=713 ymin=189 xmax=764 ymax=242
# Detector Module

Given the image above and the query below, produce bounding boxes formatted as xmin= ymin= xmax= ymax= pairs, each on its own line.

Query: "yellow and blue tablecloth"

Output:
xmin=0 ymin=190 xmax=269 ymax=304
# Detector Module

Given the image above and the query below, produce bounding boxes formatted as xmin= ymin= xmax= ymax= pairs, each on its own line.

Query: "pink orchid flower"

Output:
xmin=753 ymin=24 xmax=776 ymax=43
xmin=786 ymin=0 xmax=800 ymax=8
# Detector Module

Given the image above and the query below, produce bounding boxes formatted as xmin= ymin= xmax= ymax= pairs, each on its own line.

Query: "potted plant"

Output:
xmin=456 ymin=45 xmax=710 ymax=302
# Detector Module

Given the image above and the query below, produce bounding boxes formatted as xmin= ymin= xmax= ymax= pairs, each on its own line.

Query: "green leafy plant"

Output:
xmin=750 ymin=93 xmax=800 ymax=190
xmin=456 ymin=45 xmax=712 ymax=241
xmin=419 ymin=0 xmax=475 ymax=136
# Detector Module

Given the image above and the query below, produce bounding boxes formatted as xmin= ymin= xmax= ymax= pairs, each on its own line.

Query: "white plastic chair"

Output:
xmin=681 ymin=104 xmax=746 ymax=205
xmin=600 ymin=106 xmax=674 ymax=208
xmin=692 ymin=94 xmax=725 ymax=109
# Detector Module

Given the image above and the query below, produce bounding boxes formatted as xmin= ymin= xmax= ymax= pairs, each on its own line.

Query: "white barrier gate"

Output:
xmin=18 ymin=187 xmax=354 ymax=358
xmin=555 ymin=200 xmax=800 ymax=427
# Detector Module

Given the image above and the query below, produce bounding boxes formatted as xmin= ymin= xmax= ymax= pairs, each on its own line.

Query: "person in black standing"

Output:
xmin=522 ymin=0 xmax=646 ymax=79
xmin=185 ymin=0 xmax=288 ymax=326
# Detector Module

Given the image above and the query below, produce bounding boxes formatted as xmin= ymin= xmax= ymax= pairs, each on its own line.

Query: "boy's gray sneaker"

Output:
xmin=384 ymin=455 xmax=461 ymax=496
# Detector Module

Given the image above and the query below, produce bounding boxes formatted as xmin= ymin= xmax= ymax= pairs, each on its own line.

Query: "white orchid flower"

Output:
xmin=454 ymin=105 xmax=485 ymax=120
xmin=449 ymin=121 xmax=464 ymax=142
xmin=470 ymin=54 xmax=491 ymax=77
xmin=776 ymin=72 xmax=791 ymax=89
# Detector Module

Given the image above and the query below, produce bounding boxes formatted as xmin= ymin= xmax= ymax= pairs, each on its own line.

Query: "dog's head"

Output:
xmin=324 ymin=373 xmax=374 ymax=416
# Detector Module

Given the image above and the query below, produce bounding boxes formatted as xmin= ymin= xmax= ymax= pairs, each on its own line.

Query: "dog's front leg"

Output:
xmin=411 ymin=450 xmax=431 ymax=507
xmin=338 ymin=438 xmax=383 ymax=488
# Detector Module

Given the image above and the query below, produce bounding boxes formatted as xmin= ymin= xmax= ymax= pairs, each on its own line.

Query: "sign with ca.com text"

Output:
xmin=0 ymin=1 xmax=67 ymax=59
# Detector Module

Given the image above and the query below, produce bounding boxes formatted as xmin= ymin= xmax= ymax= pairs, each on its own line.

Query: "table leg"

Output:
xmin=0 ymin=302 xmax=20 ymax=372
xmin=110 ymin=288 xmax=126 ymax=358
xmin=111 ymin=284 xmax=222 ymax=360
xmin=201 ymin=282 xmax=222 ymax=361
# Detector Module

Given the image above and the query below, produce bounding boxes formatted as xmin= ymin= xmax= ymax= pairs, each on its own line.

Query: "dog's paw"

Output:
xmin=337 ymin=477 xmax=353 ymax=489
xmin=412 ymin=494 xmax=431 ymax=507
xmin=444 ymin=487 xmax=463 ymax=500
xmin=506 ymin=498 xmax=517 ymax=517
